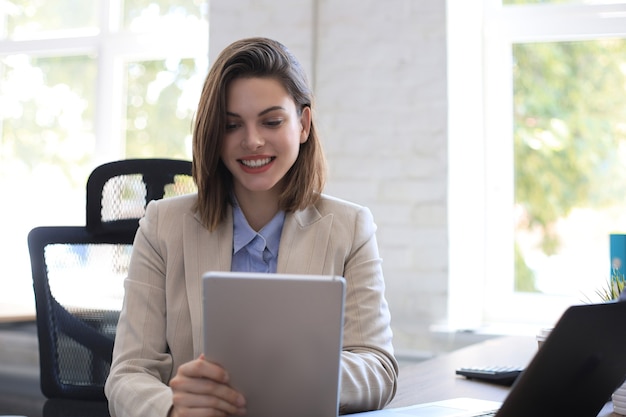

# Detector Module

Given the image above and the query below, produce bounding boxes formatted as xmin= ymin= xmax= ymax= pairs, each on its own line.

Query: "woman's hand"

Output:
xmin=168 ymin=354 xmax=247 ymax=417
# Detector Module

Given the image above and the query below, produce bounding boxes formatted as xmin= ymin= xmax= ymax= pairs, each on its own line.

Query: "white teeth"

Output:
xmin=241 ymin=158 xmax=271 ymax=168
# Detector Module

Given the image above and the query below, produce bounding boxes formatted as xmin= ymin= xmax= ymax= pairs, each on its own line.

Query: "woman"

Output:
xmin=105 ymin=37 xmax=398 ymax=417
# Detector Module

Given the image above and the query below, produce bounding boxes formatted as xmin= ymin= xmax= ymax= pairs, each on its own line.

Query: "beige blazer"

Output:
xmin=105 ymin=193 xmax=398 ymax=417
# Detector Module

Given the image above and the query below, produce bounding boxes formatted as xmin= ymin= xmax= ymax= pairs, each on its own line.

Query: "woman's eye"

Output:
xmin=225 ymin=122 xmax=239 ymax=130
xmin=264 ymin=119 xmax=283 ymax=127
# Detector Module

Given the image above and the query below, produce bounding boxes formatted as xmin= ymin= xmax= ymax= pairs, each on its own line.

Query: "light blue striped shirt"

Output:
xmin=231 ymin=202 xmax=285 ymax=273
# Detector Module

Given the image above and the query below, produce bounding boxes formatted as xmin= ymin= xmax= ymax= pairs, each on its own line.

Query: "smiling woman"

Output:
xmin=105 ymin=37 xmax=398 ymax=417
xmin=0 ymin=0 xmax=208 ymax=315
xmin=222 ymin=77 xmax=311 ymax=221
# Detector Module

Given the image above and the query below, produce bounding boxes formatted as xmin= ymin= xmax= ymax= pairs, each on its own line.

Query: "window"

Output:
xmin=448 ymin=0 xmax=626 ymax=331
xmin=0 ymin=0 xmax=208 ymax=309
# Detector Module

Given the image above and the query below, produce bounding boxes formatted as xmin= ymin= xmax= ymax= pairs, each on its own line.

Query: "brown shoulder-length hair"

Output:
xmin=192 ymin=37 xmax=327 ymax=231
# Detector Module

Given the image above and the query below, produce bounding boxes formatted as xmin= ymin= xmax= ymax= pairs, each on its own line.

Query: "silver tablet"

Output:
xmin=202 ymin=271 xmax=346 ymax=417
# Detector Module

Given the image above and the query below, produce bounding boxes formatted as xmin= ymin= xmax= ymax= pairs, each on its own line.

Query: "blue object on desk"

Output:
xmin=610 ymin=234 xmax=626 ymax=275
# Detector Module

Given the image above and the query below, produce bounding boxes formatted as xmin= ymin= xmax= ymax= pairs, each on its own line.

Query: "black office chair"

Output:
xmin=28 ymin=158 xmax=195 ymax=400
xmin=86 ymin=159 xmax=196 ymax=235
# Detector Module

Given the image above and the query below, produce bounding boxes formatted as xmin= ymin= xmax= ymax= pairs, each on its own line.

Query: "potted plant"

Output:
xmin=593 ymin=269 xmax=626 ymax=302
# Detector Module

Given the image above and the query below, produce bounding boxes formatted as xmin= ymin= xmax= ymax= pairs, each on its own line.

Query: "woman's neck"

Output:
xmin=234 ymin=190 xmax=280 ymax=232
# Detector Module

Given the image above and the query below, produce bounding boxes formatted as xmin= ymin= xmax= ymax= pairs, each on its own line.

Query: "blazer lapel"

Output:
xmin=183 ymin=209 xmax=233 ymax=355
xmin=277 ymin=205 xmax=333 ymax=274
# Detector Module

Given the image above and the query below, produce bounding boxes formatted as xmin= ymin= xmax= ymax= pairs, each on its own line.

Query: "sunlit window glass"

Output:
xmin=503 ymin=0 xmax=620 ymax=4
xmin=1 ymin=1 xmax=98 ymax=40
xmin=0 ymin=54 xmax=97 ymax=198
xmin=512 ymin=39 xmax=626 ymax=297
xmin=124 ymin=58 xmax=203 ymax=159
xmin=0 ymin=0 xmax=207 ymax=313
xmin=122 ymin=0 xmax=207 ymax=32
xmin=0 ymin=54 xmax=97 ymax=301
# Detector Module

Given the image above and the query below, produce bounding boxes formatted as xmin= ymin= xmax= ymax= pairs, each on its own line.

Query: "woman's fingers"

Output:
xmin=179 ymin=354 xmax=230 ymax=383
xmin=169 ymin=356 xmax=247 ymax=416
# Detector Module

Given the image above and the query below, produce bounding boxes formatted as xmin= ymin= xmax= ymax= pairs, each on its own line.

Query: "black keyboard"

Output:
xmin=473 ymin=411 xmax=499 ymax=417
xmin=455 ymin=365 xmax=523 ymax=386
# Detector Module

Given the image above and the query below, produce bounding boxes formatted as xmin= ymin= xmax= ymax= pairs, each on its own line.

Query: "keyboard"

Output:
xmin=455 ymin=365 xmax=524 ymax=386
xmin=473 ymin=411 xmax=499 ymax=417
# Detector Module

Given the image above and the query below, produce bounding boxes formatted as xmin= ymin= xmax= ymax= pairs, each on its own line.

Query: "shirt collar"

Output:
xmin=232 ymin=201 xmax=285 ymax=257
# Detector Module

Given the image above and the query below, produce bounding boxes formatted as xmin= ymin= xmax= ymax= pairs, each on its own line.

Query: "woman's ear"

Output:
xmin=300 ymin=106 xmax=312 ymax=144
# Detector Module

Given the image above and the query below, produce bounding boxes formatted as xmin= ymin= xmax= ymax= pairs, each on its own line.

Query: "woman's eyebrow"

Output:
xmin=226 ymin=106 xmax=286 ymax=119
xmin=258 ymin=106 xmax=285 ymax=116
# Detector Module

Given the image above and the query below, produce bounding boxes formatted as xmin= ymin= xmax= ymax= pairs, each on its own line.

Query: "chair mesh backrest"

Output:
xmin=86 ymin=159 xmax=196 ymax=234
xmin=44 ymin=240 xmax=128 ymax=390
xmin=100 ymin=173 xmax=196 ymax=222
xmin=28 ymin=226 xmax=135 ymax=400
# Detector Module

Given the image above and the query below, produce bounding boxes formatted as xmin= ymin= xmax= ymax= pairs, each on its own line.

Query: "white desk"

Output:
xmin=0 ymin=302 xmax=36 ymax=323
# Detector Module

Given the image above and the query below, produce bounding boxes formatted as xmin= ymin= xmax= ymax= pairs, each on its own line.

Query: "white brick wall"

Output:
xmin=209 ymin=0 xmax=449 ymax=355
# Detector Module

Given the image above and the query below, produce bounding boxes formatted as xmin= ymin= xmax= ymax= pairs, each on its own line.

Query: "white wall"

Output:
xmin=209 ymin=0 xmax=449 ymax=356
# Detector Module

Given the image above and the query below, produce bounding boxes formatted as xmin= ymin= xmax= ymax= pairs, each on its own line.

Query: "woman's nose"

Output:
xmin=241 ymin=126 xmax=264 ymax=149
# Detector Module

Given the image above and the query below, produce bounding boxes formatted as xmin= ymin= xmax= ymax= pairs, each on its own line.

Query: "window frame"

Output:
xmin=0 ymin=0 xmax=208 ymax=310
xmin=0 ymin=0 xmax=208 ymax=163
xmin=447 ymin=0 xmax=626 ymax=332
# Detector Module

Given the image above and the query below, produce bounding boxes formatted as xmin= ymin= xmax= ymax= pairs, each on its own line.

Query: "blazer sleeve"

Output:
xmin=338 ymin=205 xmax=399 ymax=414
xmin=105 ymin=201 xmax=175 ymax=417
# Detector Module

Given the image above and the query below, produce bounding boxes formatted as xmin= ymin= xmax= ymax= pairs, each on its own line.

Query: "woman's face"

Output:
xmin=221 ymin=77 xmax=310 ymax=200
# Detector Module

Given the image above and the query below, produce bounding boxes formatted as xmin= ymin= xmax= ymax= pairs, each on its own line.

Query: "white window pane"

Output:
xmin=0 ymin=0 xmax=207 ymax=315
xmin=124 ymin=57 xmax=204 ymax=159
xmin=0 ymin=54 xmax=96 ymax=304
xmin=121 ymin=0 xmax=208 ymax=32
xmin=503 ymin=0 xmax=626 ymax=4
xmin=512 ymin=39 xmax=626 ymax=299
xmin=1 ymin=0 xmax=98 ymax=40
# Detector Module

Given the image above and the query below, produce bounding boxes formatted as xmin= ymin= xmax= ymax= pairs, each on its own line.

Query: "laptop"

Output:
xmin=347 ymin=300 xmax=626 ymax=417
xmin=202 ymin=271 xmax=346 ymax=417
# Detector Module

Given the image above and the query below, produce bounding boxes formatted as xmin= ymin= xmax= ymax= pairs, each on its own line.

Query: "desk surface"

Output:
xmin=388 ymin=335 xmax=618 ymax=416
xmin=0 ymin=302 xmax=36 ymax=323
